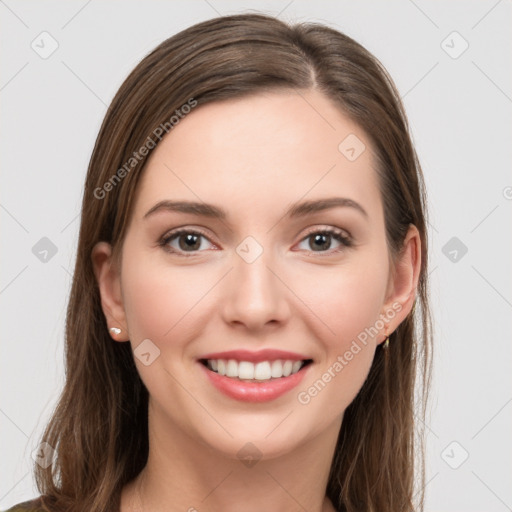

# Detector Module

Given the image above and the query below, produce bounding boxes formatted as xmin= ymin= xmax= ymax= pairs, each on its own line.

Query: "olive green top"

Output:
xmin=3 ymin=497 xmax=45 ymax=512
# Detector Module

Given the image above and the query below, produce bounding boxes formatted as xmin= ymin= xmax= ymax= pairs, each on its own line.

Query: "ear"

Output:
xmin=91 ymin=241 xmax=129 ymax=342
xmin=378 ymin=224 xmax=421 ymax=344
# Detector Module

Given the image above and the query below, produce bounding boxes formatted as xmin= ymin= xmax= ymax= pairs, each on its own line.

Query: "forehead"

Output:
xmin=133 ymin=89 xmax=381 ymax=223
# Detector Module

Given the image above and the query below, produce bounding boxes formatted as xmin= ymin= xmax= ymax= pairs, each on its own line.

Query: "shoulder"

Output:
xmin=2 ymin=497 xmax=46 ymax=512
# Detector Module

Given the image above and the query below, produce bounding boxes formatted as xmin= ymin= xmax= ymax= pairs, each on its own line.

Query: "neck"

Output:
xmin=121 ymin=400 xmax=342 ymax=512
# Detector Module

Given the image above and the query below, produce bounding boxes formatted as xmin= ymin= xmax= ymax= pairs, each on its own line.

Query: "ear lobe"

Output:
xmin=379 ymin=224 xmax=422 ymax=343
xmin=91 ymin=241 xmax=129 ymax=341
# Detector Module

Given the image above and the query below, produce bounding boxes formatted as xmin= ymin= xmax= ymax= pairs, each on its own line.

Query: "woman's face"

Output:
xmin=95 ymin=89 xmax=418 ymax=460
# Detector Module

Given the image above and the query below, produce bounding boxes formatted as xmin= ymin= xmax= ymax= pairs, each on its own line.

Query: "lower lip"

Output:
xmin=199 ymin=362 xmax=311 ymax=403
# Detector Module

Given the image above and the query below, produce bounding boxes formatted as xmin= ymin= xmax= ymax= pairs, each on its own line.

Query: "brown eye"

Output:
xmin=296 ymin=228 xmax=352 ymax=254
xmin=160 ymin=229 xmax=214 ymax=256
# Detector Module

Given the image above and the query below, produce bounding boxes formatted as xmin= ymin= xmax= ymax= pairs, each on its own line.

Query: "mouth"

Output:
xmin=197 ymin=349 xmax=314 ymax=402
xmin=199 ymin=358 xmax=314 ymax=382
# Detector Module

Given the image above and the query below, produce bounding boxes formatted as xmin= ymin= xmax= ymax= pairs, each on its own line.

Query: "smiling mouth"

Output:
xmin=199 ymin=358 xmax=313 ymax=382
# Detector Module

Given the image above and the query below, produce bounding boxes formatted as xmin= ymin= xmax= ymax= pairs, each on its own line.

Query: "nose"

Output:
xmin=221 ymin=245 xmax=291 ymax=332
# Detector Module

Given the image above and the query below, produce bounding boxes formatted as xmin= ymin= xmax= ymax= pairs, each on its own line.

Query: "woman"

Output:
xmin=6 ymin=12 xmax=432 ymax=512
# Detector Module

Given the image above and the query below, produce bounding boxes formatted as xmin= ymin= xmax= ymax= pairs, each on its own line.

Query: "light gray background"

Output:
xmin=1 ymin=1 xmax=511 ymax=510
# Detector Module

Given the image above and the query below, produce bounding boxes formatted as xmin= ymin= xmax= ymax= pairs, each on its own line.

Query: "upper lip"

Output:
xmin=198 ymin=349 xmax=312 ymax=364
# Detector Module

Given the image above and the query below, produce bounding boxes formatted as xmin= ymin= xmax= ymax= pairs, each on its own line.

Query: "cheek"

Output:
xmin=293 ymin=254 xmax=389 ymax=345
xmin=296 ymin=267 xmax=384 ymax=414
xmin=327 ymin=260 xmax=388 ymax=400
xmin=334 ymin=269 xmax=386 ymax=340
xmin=292 ymin=252 xmax=387 ymax=402
xmin=120 ymin=252 xmax=211 ymax=397
xmin=120 ymin=251 xmax=204 ymax=344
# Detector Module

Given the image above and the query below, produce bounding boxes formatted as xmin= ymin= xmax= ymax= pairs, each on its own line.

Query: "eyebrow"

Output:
xmin=143 ymin=197 xmax=368 ymax=221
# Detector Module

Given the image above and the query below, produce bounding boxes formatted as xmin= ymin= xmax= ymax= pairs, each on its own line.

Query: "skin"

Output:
xmin=92 ymin=89 xmax=421 ymax=512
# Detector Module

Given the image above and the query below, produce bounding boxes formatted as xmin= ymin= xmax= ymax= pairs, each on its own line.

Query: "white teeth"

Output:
xmin=254 ymin=361 xmax=271 ymax=380
xmin=270 ymin=360 xmax=283 ymax=378
xmin=205 ymin=358 xmax=307 ymax=381
xmin=226 ymin=359 xmax=238 ymax=377
xmin=238 ymin=361 xmax=254 ymax=380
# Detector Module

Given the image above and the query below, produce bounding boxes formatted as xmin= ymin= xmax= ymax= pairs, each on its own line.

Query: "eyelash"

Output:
xmin=159 ymin=227 xmax=353 ymax=258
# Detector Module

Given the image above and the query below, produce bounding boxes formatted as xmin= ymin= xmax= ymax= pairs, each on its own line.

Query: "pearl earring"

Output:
xmin=383 ymin=336 xmax=389 ymax=349
xmin=109 ymin=327 xmax=121 ymax=336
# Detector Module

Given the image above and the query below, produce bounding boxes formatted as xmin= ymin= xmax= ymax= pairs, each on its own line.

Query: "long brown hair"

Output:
xmin=34 ymin=13 xmax=433 ymax=512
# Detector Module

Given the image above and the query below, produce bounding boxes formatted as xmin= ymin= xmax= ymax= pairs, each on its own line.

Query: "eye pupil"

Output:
xmin=179 ymin=233 xmax=201 ymax=251
xmin=311 ymin=233 xmax=331 ymax=251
